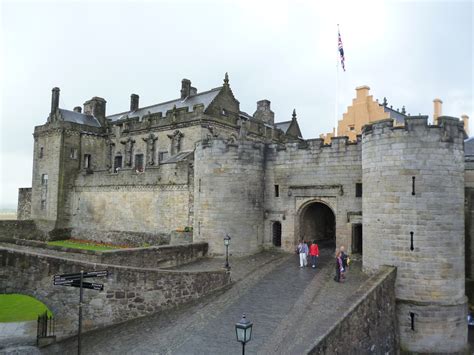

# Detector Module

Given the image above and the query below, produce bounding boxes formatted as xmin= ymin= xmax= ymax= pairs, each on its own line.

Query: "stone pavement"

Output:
xmin=43 ymin=249 xmax=368 ymax=355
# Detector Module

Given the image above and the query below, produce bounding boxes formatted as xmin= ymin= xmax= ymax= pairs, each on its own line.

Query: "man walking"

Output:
xmin=297 ymin=240 xmax=309 ymax=268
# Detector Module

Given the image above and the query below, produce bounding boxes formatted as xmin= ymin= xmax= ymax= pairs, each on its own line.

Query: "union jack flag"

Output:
xmin=338 ymin=28 xmax=345 ymax=71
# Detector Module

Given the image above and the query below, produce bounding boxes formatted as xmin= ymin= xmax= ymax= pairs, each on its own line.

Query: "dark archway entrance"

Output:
xmin=352 ymin=224 xmax=363 ymax=254
xmin=272 ymin=221 xmax=282 ymax=247
xmin=300 ymin=202 xmax=335 ymax=249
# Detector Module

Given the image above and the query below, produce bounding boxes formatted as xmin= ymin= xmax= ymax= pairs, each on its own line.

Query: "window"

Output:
xmin=135 ymin=154 xmax=144 ymax=173
xmin=41 ymin=174 xmax=48 ymax=186
xmin=114 ymin=156 xmax=123 ymax=173
xmin=70 ymin=148 xmax=78 ymax=159
xmin=41 ymin=199 xmax=46 ymax=210
xmin=39 ymin=147 xmax=44 ymax=158
xmin=348 ymin=125 xmax=355 ymax=131
xmin=159 ymin=151 xmax=169 ymax=163
xmin=83 ymin=154 xmax=91 ymax=169
xmin=355 ymin=183 xmax=362 ymax=197
xmin=274 ymin=185 xmax=280 ymax=197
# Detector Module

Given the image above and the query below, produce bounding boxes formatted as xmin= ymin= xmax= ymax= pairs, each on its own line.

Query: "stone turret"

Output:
xmin=433 ymin=98 xmax=443 ymax=125
xmin=362 ymin=116 xmax=467 ymax=353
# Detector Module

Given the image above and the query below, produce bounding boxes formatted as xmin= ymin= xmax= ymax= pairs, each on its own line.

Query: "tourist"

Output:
xmin=340 ymin=245 xmax=350 ymax=279
xmin=334 ymin=250 xmax=344 ymax=282
xmin=309 ymin=240 xmax=319 ymax=268
xmin=297 ymin=240 xmax=308 ymax=268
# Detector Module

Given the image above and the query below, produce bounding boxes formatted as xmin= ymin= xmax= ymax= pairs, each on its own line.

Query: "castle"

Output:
xmin=19 ymin=74 xmax=469 ymax=352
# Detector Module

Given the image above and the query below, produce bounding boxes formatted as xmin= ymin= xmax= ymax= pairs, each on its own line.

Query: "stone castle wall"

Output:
xmin=264 ymin=137 xmax=362 ymax=252
xmin=193 ymin=139 xmax=265 ymax=255
xmin=362 ymin=116 xmax=467 ymax=353
xmin=308 ymin=266 xmax=398 ymax=354
xmin=0 ymin=247 xmax=230 ymax=339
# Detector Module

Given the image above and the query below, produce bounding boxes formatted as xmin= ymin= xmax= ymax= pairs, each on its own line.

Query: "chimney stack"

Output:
xmin=83 ymin=96 xmax=107 ymax=126
xmin=462 ymin=114 xmax=470 ymax=136
xmin=253 ymin=99 xmax=275 ymax=125
xmin=51 ymin=87 xmax=60 ymax=115
xmin=189 ymin=87 xmax=197 ymax=96
xmin=433 ymin=98 xmax=443 ymax=125
xmin=130 ymin=94 xmax=139 ymax=111
xmin=181 ymin=79 xmax=191 ymax=99
xmin=73 ymin=106 xmax=82 ymax=113
xmin=355 ymin=85 xmax=370 ymax=101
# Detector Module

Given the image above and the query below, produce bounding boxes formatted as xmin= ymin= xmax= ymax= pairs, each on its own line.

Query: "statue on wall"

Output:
xmin=142 ymin=133 xmax=158 ymax=166
xmin=167 ymin=130 xmax=184 ymax=156
xmin=107 ymin=141 xmax=115 ymax=171
xmin=120 ymin=137 xmax=136 ymax=166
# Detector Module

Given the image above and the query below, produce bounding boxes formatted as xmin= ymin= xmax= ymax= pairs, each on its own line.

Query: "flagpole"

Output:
xmin=335 ymin=24 xmax=339 ymax=137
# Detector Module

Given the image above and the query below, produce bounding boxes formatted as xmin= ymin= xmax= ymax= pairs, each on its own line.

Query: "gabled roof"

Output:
xmin=107 ymin=87 xmax=222 ymax=122
xmin=59 ymin=109 xmax=101 ymax=127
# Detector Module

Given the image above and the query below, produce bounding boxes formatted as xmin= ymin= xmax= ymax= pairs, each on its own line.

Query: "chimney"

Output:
xmin=181 ymin=79 xmax=191 ymax=99
xmin=355 ymin=85 xmax=370 ymax=101
xmin=462 ymin=114 xmax=470 ymax=136
xmin=253 ymin=99 xmax=275 ymax=125
xmin=130 ymin=94 xmax=139 ymax=111
xmin=73 ymin=106 xmax=82 ymax=113
xmin=433 ymin=98 xmax=443 ymax=125
xmin=83 ymin=96 xmax=107 ymax=126
xmin=51 ymin=87 xmax=60 ymax=115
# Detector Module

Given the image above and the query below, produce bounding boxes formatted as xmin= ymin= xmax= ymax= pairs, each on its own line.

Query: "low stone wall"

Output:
xmin=0 ymin=221 xmax=45 ymax=241
xmin=0 ymin=248 xmax=230 ymax=339
xmin=100 ymin=243 xmax=208 ymax=268
xmin=71 ymin=228 xmax=170 ymax=247
xmin=0 ymin=238 xmax=208 ymax=268
xmin=170 ymin=231 xmax=193 ymax=245
xmin=307 ymin=266 xmax=398 ymax=354
xmin=0 ymin=321 xmax=37 ymax=349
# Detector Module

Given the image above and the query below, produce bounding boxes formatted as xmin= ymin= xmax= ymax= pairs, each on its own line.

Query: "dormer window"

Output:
xmin=221 ymin=108 xmax=227 ymax=116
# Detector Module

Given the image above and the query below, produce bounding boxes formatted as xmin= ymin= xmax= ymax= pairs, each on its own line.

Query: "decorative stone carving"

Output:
xmin=142 ymin=133 xmax=158 ymax=166
xmin=107 ymin=141 xmax=116 ymax=170
xmin=167 ymin=130 xmax=184 ymax=155
xmin=120 ymin=137 xmax=136 ymax=166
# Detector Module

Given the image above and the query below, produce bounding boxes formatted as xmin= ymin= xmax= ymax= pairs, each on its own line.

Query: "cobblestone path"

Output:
xmin=43 ymin=250 xmax=367 ymax=355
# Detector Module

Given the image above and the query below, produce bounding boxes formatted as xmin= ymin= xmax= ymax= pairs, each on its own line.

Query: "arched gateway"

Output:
xmin=298 ymin=201 xmax=336 ymax=249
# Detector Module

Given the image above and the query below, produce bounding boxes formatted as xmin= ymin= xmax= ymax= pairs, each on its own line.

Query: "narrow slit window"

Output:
xmin=409 ymin=312 xmax=415 ymax=331
xmin=412 ymin=176 xmax=416 ymax=195
xmin=39 ymin=147 xmax=44 ymax=159
xmin=274 ymin=185 xmax=280 ymax=197
xmin=355 ymin=183 xmax=362 ymax=197
xmin=83 ymin=154 xmax=91 ymax=169
xmin=410 ymin=231 xmax=414 ymax=251
xmin=198 ymin=179 xmax=202 ymax=193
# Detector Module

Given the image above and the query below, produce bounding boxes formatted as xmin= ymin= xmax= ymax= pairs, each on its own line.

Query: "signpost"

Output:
xmin=52 ymin=269 xmax=108 ymax=355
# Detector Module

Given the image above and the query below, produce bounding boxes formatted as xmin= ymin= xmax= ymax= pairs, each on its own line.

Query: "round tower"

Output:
xmin=362 ymin=116 xmax=467 ymax=353
xmin=193 ymin=139 xmax=265 ymax=256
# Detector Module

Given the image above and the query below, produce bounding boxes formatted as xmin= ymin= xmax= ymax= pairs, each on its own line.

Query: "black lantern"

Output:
xmin=224 ymin=234 xmax=231 ymax=270
xmin=235 ymin=313 xmax=253 ymax=355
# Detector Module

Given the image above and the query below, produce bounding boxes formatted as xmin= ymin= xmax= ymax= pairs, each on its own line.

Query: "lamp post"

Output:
xmin=224 ymin=234 xmax=231 ymax=270
xmin=235 ymin=313 xmax=253 ymax=355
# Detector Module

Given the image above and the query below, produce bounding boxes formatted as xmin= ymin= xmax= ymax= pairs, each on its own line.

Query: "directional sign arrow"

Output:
xmin=53 ymin=280 xmax=104 ymax=291
xmin=54 ymin=270 xmax=108 ymax=281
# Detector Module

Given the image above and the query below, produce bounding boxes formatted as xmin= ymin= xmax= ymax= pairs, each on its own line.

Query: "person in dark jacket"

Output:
xmin=334 ymin=250 xmax=344 ymax=282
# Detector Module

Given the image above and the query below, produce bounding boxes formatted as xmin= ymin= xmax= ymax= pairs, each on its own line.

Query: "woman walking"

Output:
xmin=309 ymin=240 xmax=319 ymax=268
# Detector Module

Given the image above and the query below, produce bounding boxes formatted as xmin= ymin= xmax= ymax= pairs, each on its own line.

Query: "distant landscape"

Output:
xmin=0 ymin=208 xmax=17 ymax=220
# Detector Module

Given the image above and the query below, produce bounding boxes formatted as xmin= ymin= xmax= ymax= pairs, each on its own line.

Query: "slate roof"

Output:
xmin=465 ymin=137 xmax=474 ymax=156
xmin=161 ymin=151 xmax=194 ymax=164
xmin=59 ymin=109 xmax=101 ymax=127
xmin=275 ymin=120 xmax=291 ymax=133
xmin=107 ymin=87 xmax=222 ymax=122
xmin=382 ymin=105 xmax=406 ymax=124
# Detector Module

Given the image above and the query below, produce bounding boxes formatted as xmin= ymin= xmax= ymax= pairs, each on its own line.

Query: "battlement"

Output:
xmin=362 ymin=116 xmax=465 ymax=143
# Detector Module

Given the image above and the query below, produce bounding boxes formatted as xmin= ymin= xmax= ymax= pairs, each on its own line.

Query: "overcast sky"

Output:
xmin=0 ymin=0 xmax=472 ymax=209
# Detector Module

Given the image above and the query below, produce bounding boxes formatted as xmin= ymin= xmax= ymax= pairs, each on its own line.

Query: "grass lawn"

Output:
xmin=47 ymin=239 xmax=118 ymax=251
xmin=0 ymin=294 xmax=52 ymax=322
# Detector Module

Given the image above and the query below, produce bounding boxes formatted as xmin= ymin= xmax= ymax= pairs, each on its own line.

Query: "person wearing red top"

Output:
xmin=309 ymin=240 xmax=319 ymax=269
